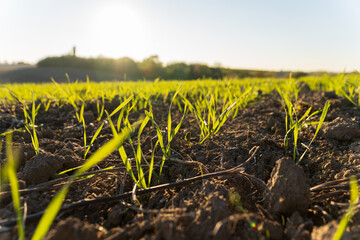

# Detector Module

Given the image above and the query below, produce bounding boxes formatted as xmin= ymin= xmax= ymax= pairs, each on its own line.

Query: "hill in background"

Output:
xmin=0 ymin=55 xmax=323 ymax=83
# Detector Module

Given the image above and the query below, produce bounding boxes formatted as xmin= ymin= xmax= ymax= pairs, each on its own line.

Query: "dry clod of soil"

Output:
xmin=55 ymin=147 xmax=83 ymax=169
xmin=212 ymin=213 xmax=283 ymax=240
xmin=4 ymin=91 xmax=360 ymax=239
xmin=284 ymin=211 xmax=312 ymax=240
xmin=311 ymin=220 xmax=351 ymax=240
xmin=256 ymin=218 xmax=283 ymax=240
xmin=44 ymin=217 xmax=104 ymax=240
xmin=321 ymin=91 xmax=338 ymax=99
xmin=20 ymin=151 xmax=65 ymax=185
xmin=0 ymin=231 xmax=12 ymax=240
xmin=349 ymin=141 xmax=360 ymax=152
xmin=321 ymin=117 xmax=360 ymax=141
xmin=264 ymin=157 xmax=310 ymax=218
xmin=10 ymin=143 xmax=36 ymax=165
xmin=107 ymin=204 xmax=133 ymax=226
xmin=83 ymin=110 xmax=96 ymax=123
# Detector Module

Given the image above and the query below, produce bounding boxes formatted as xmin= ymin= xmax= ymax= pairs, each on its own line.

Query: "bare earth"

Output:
xmin=1 ymin=86 xmax=360 ymax=239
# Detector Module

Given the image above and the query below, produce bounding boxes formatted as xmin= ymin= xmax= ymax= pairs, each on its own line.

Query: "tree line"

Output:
xmin=37 ymin=55 xmax=308 ymax=80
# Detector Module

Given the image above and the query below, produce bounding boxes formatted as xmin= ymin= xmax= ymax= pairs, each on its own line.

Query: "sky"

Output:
xmin=0 ymin=0 xmax=359 ymax=72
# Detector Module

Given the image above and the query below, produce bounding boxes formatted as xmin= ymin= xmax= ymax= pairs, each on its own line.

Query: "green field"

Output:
xmin=1 ymin=74 xmax=360 ymax=239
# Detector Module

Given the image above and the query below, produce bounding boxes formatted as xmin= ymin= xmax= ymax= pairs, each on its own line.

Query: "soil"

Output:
xmin=1 ymin=87 xmax=360 ymax=239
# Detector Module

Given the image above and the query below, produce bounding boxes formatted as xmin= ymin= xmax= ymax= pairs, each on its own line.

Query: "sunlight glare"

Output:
xmin=91 ymin=3 xmax=145 ymax=56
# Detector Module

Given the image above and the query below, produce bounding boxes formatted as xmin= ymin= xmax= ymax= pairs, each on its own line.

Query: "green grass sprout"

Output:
xmin=23 ymin=91 xmax=40 ymax=155
xmin=333 ymin=176 xmax=359 ymax=240
xmin=0 ymin=74 xmax=358 ymax=239
xmin=298 ymin=100 xmax=330 ymax=163
xmin=6 ymin=133 xmax=25 ymax=240
xmin=84 ymin=122 xmax=104 ymax=159
xmin=31 ymin=121 xmax=140 ymax=240
xmin=127 ymin=116 xmax=150 ymax=189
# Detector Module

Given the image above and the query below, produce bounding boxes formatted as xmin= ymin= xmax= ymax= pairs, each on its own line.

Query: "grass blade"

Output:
xmin=298 ymin=100 xmax=330 ymax=163
xmin=148 ymin=140 xmax=159 ymax=186
xmin=82 ymin=118 xmax=86 ymax=158
xmin=171 ymin=103 xmax=188 ymax=140
xmin=105 ymin=110 xmax=118 ymax=137
xmin=118 ymin=145 xmax=137 ymax=184
xmin=31 ymin=122 xmax=138 ymax=240
xmin=84 ymin=122 xmax=104 ymax=159
xmin=135 ymin=116 xmax=150 ymax=189
xmin=109 ymin=95 xmax=133 ymax=117
xmin=76 ymin=124 xmax=137 ymax=175
xmin=293 ymin=122 xmax=298 ymax=160
xmin=116 ymin=107 xmax=126 ymax=132
xmin=6 ymin=134 xmax=25 ymax=240
xmin=31 ymin=185 xmax=70 ymax=240
xmin=168 ymin=84 xmax=182 ymax=143
xmin=313 ymin=100 xmax=330 ymax=139
xmin=332 ymin=176 xmax=359 ymax=240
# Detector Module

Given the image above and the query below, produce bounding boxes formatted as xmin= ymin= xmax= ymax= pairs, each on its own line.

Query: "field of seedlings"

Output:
xmin=1 ymin=74 xmax=360 ymax=239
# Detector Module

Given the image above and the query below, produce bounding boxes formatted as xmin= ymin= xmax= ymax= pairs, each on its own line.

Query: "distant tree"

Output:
xmin=165 ymin=62 xmax=190 ymax=79
xmin=114 ymin=57 xmax=142 ymax=79
xmin=188 ymin=64 xmax=213 ymax=79
xmin=138 ymin=55 xmax=165 ymax=79
xmin=38 ymin=56 xmax=89 ymax=68
xmin=292 ymin=71 xmax=308 ymax=78
xmin=37 ymin=54 xmax=309 ymax=81
xmin=92 ymin=57 xmax=142 ymax=80
xmin=37 ymin=56 xmax=142 ymax=80
xmin=211 ymin=66 xmax=223 ymax=79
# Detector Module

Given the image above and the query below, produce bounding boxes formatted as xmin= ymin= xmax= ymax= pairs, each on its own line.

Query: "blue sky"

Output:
xmin=1 ymin=0 xmax=359 ymax=71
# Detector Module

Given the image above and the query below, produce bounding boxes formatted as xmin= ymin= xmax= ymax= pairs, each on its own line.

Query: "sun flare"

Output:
xmin=91 ymin=3 xmax=145 ymax=55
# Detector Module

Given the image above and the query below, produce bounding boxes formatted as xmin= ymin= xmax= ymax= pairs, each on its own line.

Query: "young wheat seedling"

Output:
xmin=23 ymin=91 xmax=41 ymax=155
xmin=146 ymin=85 xmax=187 ymax=177
xmin=5 ymin=134 xmax=25 ymax=239
xmin=333 ymin=176 xmax=359 ymax=240
xmin=31 ymin=121 xmax=141 ymax=240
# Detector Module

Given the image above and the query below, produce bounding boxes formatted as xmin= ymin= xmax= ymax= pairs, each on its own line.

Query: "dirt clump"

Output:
xmin=349 ymin=141 xmax=360 ymax=152
xmin=212 ymin=213 xmax=283 ymax=240
xmin=107 ymin=204 xmax=135 ymax=227
xmin=264 ymin=157 xmax=310 ymax=218
xmin=44 ymin=217 xmax=104 ymax=240
xmin=9 ymin=142 xmax=36 ymax=166
xmin=284 ymin=211 xmax=312 ymax=240
xmin=311 ymin=220 xmax=350 ymax=240
xmin=55 ymin=147 xmax=83 ymax=169
xmin=20 ymin=151 xmax=65 ymax=185
xmin=321 ymin=116 xmax=360 ymax=141
xmin=3 ymin=92 xmax=360 ymax=239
